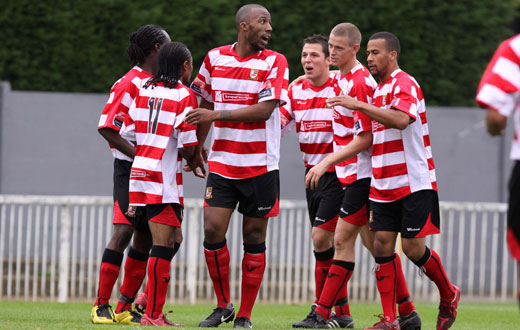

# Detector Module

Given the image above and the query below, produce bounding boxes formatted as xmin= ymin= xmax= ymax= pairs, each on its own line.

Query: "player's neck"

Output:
xmin=308 ymin=72 xmax=330 ymax=87
xmin=379 ymin=63 xmax=399 ymax=84
xmin=339 ymin=58 xmax=358 ymax=75
xmin=234 ymin=40 xmax=258 ymax=58
xmin=139 ymin=59 xmax=156 ymax=76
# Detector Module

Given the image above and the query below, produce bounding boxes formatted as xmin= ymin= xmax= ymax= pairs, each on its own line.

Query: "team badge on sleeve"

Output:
xmin=205 ymin=187 xmax=213 ymax=199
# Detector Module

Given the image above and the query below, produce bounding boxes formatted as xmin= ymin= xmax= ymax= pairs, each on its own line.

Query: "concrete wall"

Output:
xmin=0 ymin=81 xmax=513 ymax=202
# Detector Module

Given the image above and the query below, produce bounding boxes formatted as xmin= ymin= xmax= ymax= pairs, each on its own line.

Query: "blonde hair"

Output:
xmin=331 ymin=23 xmax=361 ymax=46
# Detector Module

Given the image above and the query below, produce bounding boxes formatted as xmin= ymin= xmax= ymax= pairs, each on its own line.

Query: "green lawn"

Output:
xmin=0 ymin=301 xmax=517 ymax=329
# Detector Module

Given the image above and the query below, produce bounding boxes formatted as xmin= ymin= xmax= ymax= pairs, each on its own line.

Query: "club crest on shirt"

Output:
xmin=126 ymin=206 xmax=137 ymax=218
xmin=382 ymin=95 xmax=387 ymax=106
xmin=249 ymin=69 xmax=259 ymax=80
xmin=205 ymin=187 xmax=213 ymax=199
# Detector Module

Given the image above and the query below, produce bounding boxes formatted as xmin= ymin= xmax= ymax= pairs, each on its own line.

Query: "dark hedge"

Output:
xmin=0 ymin=0 xmax=515 ymax=105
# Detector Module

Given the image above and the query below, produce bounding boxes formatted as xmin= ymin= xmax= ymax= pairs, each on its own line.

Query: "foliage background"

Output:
xmin=0 ymin=0 xmax=518 ymax=105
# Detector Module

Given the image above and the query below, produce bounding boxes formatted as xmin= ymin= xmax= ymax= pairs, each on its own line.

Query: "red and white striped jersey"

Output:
xmin=121 ymin=81 xmax=198 ymax=206
xmin=370 ymin=69 xmax=437 ymax=202
xmin=280 ymin=77 xmax=336 ymax=170
xmin=476 ymin=34 xmax=520 ymax=160
xmin=98 ymin=66 xmax=152 ymax=161
xmin=191 ymin=43 xmax=289 ymax=179
xmin=333 ymin=64 xmax=376 ymax=187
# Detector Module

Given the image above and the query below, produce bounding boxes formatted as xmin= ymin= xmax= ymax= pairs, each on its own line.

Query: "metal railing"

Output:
xmin=0 ymin=195 xmax=516 ymax=303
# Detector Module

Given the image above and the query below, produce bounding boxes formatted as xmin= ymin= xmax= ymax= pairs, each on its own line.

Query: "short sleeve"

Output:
xmin=190 ymin=53 xmax=213 ymax=103
xmin=258 ymin=53 xmax=289 ymax=107
xmin=389 ymin=78 xmax=418 ymax=123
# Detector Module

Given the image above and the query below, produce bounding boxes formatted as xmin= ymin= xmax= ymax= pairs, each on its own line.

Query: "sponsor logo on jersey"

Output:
xmin=296 ymin=100 xmax=307 ymax=105
xmin=125 ymin=206 xmax=137 ymax=218
xmin=205 ymin=187 xmax=212 ymax=199
xmin=214 ymin=66 xmax=226 ymax=71
xmin=214 ymin=91 xmax=254 ymax=103
xmin=258 ymin=88 xmax=272 ymax=99
xmin=249 ymin=68 xmax=259 ymax=80
xmin=130 ymin=170 xmax=149 ymax=178
xmin=301 ymin=120 xmax=331 ymax=132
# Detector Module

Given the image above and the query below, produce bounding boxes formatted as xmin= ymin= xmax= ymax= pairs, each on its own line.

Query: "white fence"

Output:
xmin=0 ymin=195 xmax=517 ymax=304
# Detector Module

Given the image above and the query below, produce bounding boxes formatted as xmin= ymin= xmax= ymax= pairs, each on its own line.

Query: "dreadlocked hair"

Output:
xmin=126 ymin=24 xmax=168 ymax=66
xmin=144 ymin=41 xmax=191 ymax=89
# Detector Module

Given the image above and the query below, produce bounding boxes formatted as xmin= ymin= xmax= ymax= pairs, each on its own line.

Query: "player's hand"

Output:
xmin=289 ymin=75 xmax=306 ymax=89
xmin=185 ymin=108 xmax=218 ymax=125
xmin=305 ymin=162 xmax=329 ymax=190
xmin=327 ymin=95 xmax=359 ymax=109
xmin=185 ymin=150 xmax=207 ymax=178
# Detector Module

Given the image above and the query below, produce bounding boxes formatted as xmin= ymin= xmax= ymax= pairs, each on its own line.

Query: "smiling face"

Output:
xmin=245 ymin=7 xmax=272 ymax=51
xmin=301 ymin=43 xmax=330 ymax=85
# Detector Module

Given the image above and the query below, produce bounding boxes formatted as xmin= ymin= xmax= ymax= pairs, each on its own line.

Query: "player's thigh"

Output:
xmin=400 ymin=189 xmax=440 ymax=239
xmin=340 ymin=178 xmax=371 ymax=226
xmin=310 ymin=171 xmax=343 ymax=232
xmin=237 ymin=170 xmax=280 ymax=218
xmin=112 ymin=159 xmax=135 ymax=227
xmin=144 ymin=203 xmax=183 ymax=246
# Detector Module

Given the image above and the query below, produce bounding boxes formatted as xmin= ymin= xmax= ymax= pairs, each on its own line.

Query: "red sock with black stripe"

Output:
xmin=394 ymin=253 xmax=416 ymax=316
xmin=315 ymin=260 xmax=354 ymax=320
xmin=314 ymin=247 xmax=334 ymax=303
xmin=204 ymin=240 xmax=230 ymax=309
xmin=95 ymin=249 xmax=123 ymax=306
xmin=115 ymin=247 xmax=149 ymax=313
xmin=413 ymin=247 xmax=455 ymax=300
xmin=237 ymin=243 xmax=266 ymax=319
xmin=145 ymin=245 xmax=174 ymax=319
xmin=374 ymin=255 xmax=397 ymax=321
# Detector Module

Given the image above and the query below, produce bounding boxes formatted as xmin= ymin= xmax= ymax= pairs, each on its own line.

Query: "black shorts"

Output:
xmin=140 ymin=203 xmax=183 ymax=228
xmin=507 ymin=161 xmax=520 ymax=260
xmin=204 ymin=170 xmax=280 ymax=218
xmin=339 ymin=178 xmax=371 ymax=226
xmin=369 ymin=189 xmax=440 ymax=238
xmin=112 ymin=159 xmax=149 ymax=233
xmin=305 ymin=169 xmax=343 ymax=232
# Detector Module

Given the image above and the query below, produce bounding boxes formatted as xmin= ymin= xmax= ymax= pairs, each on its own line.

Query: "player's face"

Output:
xmin=328 ymin=34 xmax=355 ymax=69
xmin=181 ymin=57 xmax=193 ymax=86
xmin=301 ymin=43 xmax=330 ymax=83
xmin=246 ymin=8 xmax=272 ymax=51
xmin=366 ymin=38 xmax=392 ymax=80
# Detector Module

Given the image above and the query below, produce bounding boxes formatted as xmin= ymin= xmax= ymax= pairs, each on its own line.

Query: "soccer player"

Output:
xmin=327 ymin=32 xmax=460 ymax=330
xmin=304 ymin=24 xmax=420 ymax=330
xmin=279 ymin=34 xmax=344 ymax=328
xmin=121 ymin=41 xmax=198 ymax=326
xmin=186 ymin=4 xmax=289 ymax=329
xmin=476 ymin=33 xmax=520 ymax=309
xmin=93 ymin=25 xmax=171 ymax=325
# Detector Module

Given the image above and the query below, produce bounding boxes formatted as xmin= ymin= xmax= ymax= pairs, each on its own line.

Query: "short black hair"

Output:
xmin=235 ymin=4 xmax=267 ymax=29
xmin=144 ymin=41 xmax=191 ymax=89
xmin=369 ymin=32 xmax=400 ymax=58
xmin=303 ymin=34 xmax=329 ymax=57
xmin=126 ymin=24 xmax=169 ymax=66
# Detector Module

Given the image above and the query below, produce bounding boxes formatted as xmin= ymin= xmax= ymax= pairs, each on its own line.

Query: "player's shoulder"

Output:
xmin=208 ymin=44 xmax=234 ymax=56
xmin=262 ymin=49 xmax=288 ymax=62
xmin=112 ymin=67 xmax=152 ymax=91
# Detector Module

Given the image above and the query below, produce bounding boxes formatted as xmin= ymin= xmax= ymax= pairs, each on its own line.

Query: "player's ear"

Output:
xmin=389 ymin=50 xmax=398 ymax=61
xmin=154 ymin=43 xmax=162 ymax=52
xmin=239 ymin=21 xmax=249 ymax=32
xmin=353 ymin=44 xmax=360 ymax=53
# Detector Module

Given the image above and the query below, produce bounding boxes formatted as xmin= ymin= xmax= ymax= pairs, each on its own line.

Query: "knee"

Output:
xmin=203 ymin=219 xmax=223 ymax=242
xmin=243 ymin=229 xmax=264 ymax=245
xmin=312 ymin=229 xmax=334 ymax=251
xmin=109 ymin=225 xmax=134 ymax=251
xmin=333 ymin=231 xmax=353 ymax=252
xmin=373 ymin=235 xmax=391 ymax=257
xmin=132 ymin=231 xmax=153 ymax=253
xmin=402 ymin=242 xmax=424 ymax=262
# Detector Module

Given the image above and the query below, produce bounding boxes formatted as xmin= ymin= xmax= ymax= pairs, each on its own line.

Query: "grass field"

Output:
xmin=0 ymin=301 xmax=517 ymax=329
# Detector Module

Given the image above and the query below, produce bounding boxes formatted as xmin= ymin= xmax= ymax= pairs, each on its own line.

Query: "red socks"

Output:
xmin=394 ymin=253 xmax=416 ymax=316
xmin=115 ymin=247 xmax=149 ymax=313
xmin=314 ymin=248 xmax=334 ymax=304
xmin=204 ymin=240 xmax=231 ymax=308
xmin=95 ymin=249 xmax=123 ymax=306
xmin=237 ymin=243 xmax=266 ymax=319
xmin=374 ymin=255 xmax=398 ymax=321
xmin=414 ymin=247 xmax=455 ymax=300
xmin=145 ymin=246 xmax=174 ymax=319
xmin=315 ymin=260 xmax=354 ymax=320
